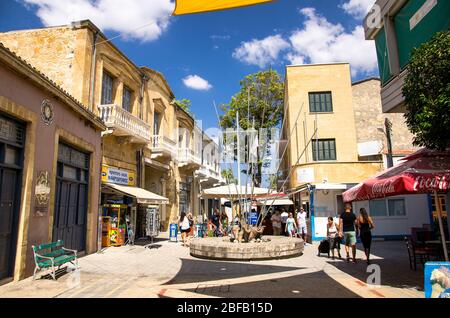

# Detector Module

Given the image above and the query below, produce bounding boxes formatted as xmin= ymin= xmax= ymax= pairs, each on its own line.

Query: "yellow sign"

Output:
xmin=173 ymin=0 xmax=274 ymax=16
xmin=101 ymin=165 xmax=135 ymax=186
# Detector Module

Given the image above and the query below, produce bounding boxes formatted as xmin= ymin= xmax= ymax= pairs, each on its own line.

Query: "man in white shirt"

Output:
xmin=296 ymin=208 xmax=308 ymax=242
xmin=280 ymin=209 xmax=289 ymax=236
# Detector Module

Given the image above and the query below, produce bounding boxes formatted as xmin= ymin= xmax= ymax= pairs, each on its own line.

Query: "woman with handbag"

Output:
xmin=327 ymin=217 xmax=342 ymax=260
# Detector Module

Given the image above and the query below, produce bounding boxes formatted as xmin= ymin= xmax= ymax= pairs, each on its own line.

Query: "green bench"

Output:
xmin=32 ymin=240 xmax=78 ymax=280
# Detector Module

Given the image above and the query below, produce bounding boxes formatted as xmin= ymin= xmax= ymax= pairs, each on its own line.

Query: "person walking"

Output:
xmin=221 ymin=211 xmax=229 ymax=236
xmin=327 ymin=217 xmax=341 ymax=260
xmin=187 ymin=212 xmax=194 ymax=238
xmin=357 ymin=208 xmax=375 ymax=265
xmin=296 ymin=208 xmax=308 ymax=243
xmin=280 ymin=209 xmax=289 ymax=236
xmin=285 ymin=212 xmax=297 ymax=237
xmin=271 ymin=211 xmax=282 ymax=236
xmin=178 ymin=212 xmax=190 ymax=246
xmin=339 ymin=203 xmax=358 ymax=263
xmin=210 ymin=209 xmax=222 ymax=237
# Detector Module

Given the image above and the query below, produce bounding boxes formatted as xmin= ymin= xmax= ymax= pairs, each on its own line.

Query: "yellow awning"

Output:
xmin=173 ymin=0 xmax=274 ymax=16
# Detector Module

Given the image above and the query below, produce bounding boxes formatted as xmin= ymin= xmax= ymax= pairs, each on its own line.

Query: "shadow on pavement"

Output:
xmin=164 ymin=258 xmax=304 ymax=285
xmin=326 ymin=241 xmax=423 ymax=291
xmin=183 ymin=271 xmax=362 ymax=298
xmin=37 ymin=266 xmax=73 ymax=281
xmin=134 ymin=237 xmax=169 ymax=246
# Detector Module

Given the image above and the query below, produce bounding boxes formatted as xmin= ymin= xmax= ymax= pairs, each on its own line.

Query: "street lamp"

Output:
xmin=377 ymin=118 xmax=394 ymax=168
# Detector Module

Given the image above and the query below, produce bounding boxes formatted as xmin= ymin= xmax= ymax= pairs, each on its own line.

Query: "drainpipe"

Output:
xmin=89 ymin=32 xmax=99 ymax=112
xmin=385 ymin=118 xmax=394 ymax=168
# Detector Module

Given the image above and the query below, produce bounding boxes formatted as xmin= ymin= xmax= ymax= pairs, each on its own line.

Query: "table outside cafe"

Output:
xmin=342 ymin=148 xmax=450 ymax=263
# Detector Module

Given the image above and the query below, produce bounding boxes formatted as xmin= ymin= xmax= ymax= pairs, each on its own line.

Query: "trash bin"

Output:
xmin=169 ymin=223 xmax=178 ymax=242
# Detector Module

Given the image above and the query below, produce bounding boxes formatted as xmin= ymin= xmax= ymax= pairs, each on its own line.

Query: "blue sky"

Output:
xmin=0 ymin=0 xmax=378 ymax=132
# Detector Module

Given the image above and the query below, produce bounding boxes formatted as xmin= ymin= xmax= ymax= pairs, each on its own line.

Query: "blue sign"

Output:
xmin=169 ymin=223 xmax=178 ymax=242
xmin=424 ymin=262 xmax=450 ymax=298
xmin=248 ymin=212 xmax=258 ymax=225
xmin=196 ymin=224 xmax=204 ymax=238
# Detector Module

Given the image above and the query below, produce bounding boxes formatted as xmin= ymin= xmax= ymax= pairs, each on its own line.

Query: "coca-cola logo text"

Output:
xmin=372 ymin=180 xmax=395 ymax=196
xmin=413 ymin=175 xmax=449 ymax=191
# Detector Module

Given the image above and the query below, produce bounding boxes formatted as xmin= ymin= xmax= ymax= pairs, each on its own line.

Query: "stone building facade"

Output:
xmin=351 ymin=78 xmax=418 ymax=166
xmin=282 ymin=63 xmax=384 ymax=241
xmin=0 ymin=20 xmax=223 ymax=239
xmin=0 ymin=44 xmax=105 ymax=282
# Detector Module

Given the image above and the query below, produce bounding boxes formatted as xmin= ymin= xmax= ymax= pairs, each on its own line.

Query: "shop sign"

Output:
xmin=102 ymin=165 xmax=135 ymax=186
xmin=410 ymin=0 xmax=437 ymax=31
xmin=35 ymin=171 xmax=51 ymax=217
xmin=425 ymin=262 xmax=450 ymax=298
xmin=297 ymin=168 xmax=315 ymax=184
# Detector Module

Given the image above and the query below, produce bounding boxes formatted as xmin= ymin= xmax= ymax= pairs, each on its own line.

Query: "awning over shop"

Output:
xmin=257 ymin=197 xmax=294 ymax=206
xmin=287 ymin=183 xmax=348 ymax=195
xmin=314 ymin=183 xmax=349 ymax=190
xmin=342 ymin=148 xmax=450 ymax=261
xmin=201 ymin=184 xmax=273 ymax=199
xmin=102 ymin=183 xmax=169 ymax=205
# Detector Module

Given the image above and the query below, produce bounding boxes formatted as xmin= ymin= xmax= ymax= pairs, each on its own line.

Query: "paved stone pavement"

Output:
xmin=0 ymin=234 xmax=424 ymax=298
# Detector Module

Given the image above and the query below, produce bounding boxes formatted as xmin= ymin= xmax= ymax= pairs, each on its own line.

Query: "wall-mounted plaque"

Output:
xmin=41 ymin=99 xmax=54 ymax=126
xmin=35 ymin=171 xmax=51 ymax=216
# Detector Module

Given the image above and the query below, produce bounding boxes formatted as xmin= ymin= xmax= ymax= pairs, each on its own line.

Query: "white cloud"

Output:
xmin=22 ymin=0 xmax=174 ymax=42
xmin=232 ymin=34 xmax=290 ymax=68
xmin=341 ymin=0 xmax=376 ymax=19
xmin=183 ymin=75 xmax=212 ymax=91
xmin=286 ymin=7 xmax=378 ymax=76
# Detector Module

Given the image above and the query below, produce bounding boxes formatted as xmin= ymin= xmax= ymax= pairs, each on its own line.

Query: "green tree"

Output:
xmin=402 ymin=31 xmax=450 ymax=150
xmin=220 ymin=69 xmax=284 ymax=186
xmin=221 ymin=169 xmax=237 ymax=184
xmin=174 ymin=99 xmax=192 ymax=112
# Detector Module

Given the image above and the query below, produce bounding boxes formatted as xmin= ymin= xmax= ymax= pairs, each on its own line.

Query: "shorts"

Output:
xmin=297 ymin=224 xmax=307 ymax=235
xmin=343 ymin=231 xmax=357 ymax=245
xmin=180 ymin=228 xmax=190 ymax=233
xmin=328 ymin=236 xmax=340 ymax=249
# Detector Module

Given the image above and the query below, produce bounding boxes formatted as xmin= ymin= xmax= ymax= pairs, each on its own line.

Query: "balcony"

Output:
xmin=178 ymin=148 xmax=201 ymax=168
xmin=196 ymin=164 xmax=226 ymax=185
xmin=149 ymin=135 xmax=177 ymax=159
xmin=98 ymin=104 xmax=151 ymax=144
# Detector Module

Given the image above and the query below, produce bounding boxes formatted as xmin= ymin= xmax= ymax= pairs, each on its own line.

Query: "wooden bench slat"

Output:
xmin=33 ymin=240 xmax=64 ymax=252
xmin=37 ymin=255 xmax=76 ymax=268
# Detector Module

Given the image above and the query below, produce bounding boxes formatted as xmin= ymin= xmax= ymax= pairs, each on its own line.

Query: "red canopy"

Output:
xmin=343 ymin=148 xmax=450 ymax=203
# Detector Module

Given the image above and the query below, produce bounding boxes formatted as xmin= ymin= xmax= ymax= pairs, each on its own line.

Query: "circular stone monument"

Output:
xmin=190 ymin=236 xmax=304 ymax=261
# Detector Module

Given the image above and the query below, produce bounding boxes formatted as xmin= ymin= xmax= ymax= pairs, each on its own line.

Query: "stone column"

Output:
xmin=161 ymin=177 xmax=167 ymax=228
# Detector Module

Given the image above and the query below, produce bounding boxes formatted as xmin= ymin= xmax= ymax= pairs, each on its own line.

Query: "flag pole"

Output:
xmin=434 ymin=190 xmax=449 ymax=261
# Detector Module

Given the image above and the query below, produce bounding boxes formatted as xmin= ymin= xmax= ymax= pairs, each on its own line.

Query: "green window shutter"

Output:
xmin=375 ymin=27 xmax=392 ymax=85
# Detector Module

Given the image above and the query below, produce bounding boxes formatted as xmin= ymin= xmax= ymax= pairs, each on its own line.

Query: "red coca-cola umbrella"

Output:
xmin=342 ymin=148 xmax=450 ymax=261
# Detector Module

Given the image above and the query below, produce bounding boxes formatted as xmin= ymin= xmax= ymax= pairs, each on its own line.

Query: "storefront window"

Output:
xmin=388 ymin=199 xmax=406 ymax=216
xmin=369 ymin=199 xmax=388 ymax=217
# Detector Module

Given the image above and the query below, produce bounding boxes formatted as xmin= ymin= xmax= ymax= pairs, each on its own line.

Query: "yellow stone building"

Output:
xmin=0 ymin=20 xmax=223 ymax=240
xmin=282 ymin=63 xmax=384 ymax=241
